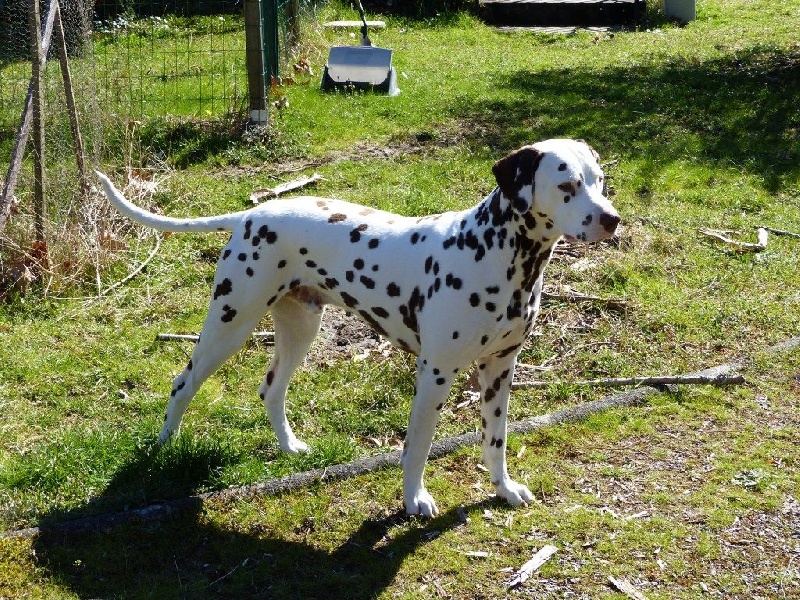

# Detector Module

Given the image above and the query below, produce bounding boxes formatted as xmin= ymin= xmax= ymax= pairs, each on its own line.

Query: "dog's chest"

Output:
xmin=464 ymin=285 xmax=541 ymax=357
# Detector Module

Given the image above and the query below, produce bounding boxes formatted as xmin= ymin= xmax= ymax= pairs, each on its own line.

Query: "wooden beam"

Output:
xmin=244 ymin=0 xmax=267 ymax=123
xmin=53 ymin=0 xmax=89 ymax=200
xmin=29 ymin=0 xmax=46 ymax=245
xmin=323 ymin=20 xmax=386 ymax=29
xmin=0 ymin=0 xmax=58 ymax=234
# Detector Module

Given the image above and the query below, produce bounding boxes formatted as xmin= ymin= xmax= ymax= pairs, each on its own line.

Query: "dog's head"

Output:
xmin=492 ymin=139 xmax=620 ymax=243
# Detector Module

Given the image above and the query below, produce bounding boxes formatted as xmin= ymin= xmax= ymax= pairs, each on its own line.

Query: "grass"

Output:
xmin=2 ymin=0 xmax=800 ymax=597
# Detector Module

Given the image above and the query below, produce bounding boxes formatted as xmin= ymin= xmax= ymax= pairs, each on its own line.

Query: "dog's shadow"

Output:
xmin=32 ymin=441 xmax=473 ymax=599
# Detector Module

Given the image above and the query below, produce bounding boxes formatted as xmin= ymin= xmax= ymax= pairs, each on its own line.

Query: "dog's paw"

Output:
xmin=157 ymin=427 xmax=176 ymax=446
xmin=495 ymin=479 xmax=534 ymax=507
xmin=281 ymin=437 xmax=309 ymax=455
xmin=404 ymin=488 xmax=440 ymax=518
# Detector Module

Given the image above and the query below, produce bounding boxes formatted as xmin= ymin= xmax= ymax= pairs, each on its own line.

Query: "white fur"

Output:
xmin=97 ymin=138 xmax=620 ymax=516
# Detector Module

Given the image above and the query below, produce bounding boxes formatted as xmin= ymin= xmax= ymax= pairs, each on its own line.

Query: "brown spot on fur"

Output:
xmin=558 ymin=182 xmax=577 ymax=196
xmin=286 ymin=285 xmax=326 ymax=310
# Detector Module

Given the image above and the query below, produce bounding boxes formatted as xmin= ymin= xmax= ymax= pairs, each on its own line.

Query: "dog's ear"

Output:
xmin=492 ymin=146 xmax=544 ymax=214
xmin=576 ymin=139 xmax=601 ymax=163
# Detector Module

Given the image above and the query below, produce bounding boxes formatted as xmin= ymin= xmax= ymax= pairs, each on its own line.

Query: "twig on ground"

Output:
xmin=508 ymin=545 xmax=559 ymax=589
xmin=250 ymin=173 xmax=323 ymax=204
xmin=608 ymin=576 xmax=650 ymax=600
xmin=99 ymin=234 xmax=162 ymax=296
xmin=699 ymin=227 xmax=768 ymax=253
xmin=758 ymin=226 xmax=800 ymax=239
xmin=156 ymin=331 xmax=274 ymax=344
xmin=511 ymin=373 xmax=745 ymax=390
xmin=515 ymin=362 xmax=553 ymax=372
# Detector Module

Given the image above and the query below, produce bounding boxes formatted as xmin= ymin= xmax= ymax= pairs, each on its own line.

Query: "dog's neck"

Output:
xmin=467 ymin=188 xmax=560 ymax=296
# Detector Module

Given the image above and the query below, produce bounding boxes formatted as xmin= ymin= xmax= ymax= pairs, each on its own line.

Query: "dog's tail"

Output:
xmin=95 ymin=171 xmax=247 ymax=233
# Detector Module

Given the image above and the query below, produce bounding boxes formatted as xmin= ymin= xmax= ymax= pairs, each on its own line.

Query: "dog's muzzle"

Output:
xmin=599 ymin=211 xmax=621 ymax=234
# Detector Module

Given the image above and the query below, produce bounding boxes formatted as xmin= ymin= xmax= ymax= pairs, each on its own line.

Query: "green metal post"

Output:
xmin=260 ymin=0 xmax=280 ymax=85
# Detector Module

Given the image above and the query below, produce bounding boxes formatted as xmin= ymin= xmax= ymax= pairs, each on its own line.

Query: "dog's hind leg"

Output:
xmin=158 ymin=278 xmax=267 ymax=444
xmin=259 ymin=293 xmax=324 ymax=454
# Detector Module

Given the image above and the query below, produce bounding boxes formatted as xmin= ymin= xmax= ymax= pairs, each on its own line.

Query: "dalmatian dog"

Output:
xmin=96 ymin=138 xmax=620 ymax=517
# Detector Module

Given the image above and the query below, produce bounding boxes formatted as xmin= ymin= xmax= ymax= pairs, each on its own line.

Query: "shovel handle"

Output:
xmin=356 ymin=0 xmax=371 ymax=46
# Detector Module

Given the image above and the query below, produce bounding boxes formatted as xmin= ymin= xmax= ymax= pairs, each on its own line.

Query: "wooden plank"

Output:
xmin=496 ymin=25 xmax=614 ymax=33
xmin=250 ymin=173 xmax=323 ymax=204
xmin=479 ymin=0 xmax=644 ymax=27
xmin=323 ymin=20 xmax=386 ymax=29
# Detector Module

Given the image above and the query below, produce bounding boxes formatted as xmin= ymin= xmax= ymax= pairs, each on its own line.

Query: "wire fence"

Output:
xmin=1 ymin=0 xmax=310 ymax=123
xmin=0 ymin=0 xmax=316 ymax=297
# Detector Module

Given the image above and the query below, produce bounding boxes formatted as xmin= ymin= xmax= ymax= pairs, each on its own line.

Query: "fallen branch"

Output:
xmin=699 ymin=227 xmax=768 ymax=253
xmin=507 ymin=545 xmax=558 ymax=588
xmin=156 ymin=331 xmax=274 ymax=344
xmin=511 ymin=373 xmax=745 ymax=390
xmin=250 ymin=173 xmax=323 ymax=204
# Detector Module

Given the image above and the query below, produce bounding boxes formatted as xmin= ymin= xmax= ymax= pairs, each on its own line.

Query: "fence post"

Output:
xmin=245 ymin=0 xmax=268 ymax=123
xmin=53 ymin=0 xmax=89 ymax=200
xmin=0 ymin=0 xmax=57 ymax=236
xmin=29 ymin=0 xmax=46 ymax=246
xmin=286 ymin=0 xmax=300 ymax=49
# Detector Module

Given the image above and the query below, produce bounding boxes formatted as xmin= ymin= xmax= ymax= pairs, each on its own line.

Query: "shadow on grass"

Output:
xmin=20 ymin=435 xmax=241 ymax=529
xmin=31 ymin=440 xmax=466 ymax=599
xmin=455 ymin=45 xmax=800 ymax=194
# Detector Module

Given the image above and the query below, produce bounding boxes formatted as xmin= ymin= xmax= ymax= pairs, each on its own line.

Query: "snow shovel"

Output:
xmin=320 ymin=1 xmax=399 ymax=96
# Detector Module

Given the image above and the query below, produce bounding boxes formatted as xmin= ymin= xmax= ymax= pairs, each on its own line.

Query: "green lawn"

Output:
xmin=1 ymin=0 xmax=800 ymax=597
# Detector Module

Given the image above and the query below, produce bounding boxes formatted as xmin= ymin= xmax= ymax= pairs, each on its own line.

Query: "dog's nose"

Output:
xmin=599 ymin=212 xmax=621 ymax=233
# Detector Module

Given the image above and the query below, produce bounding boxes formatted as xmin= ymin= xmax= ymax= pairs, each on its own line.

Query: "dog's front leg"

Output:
xmin=479 ymin=354 xmax=534 ymax=507
xmin=401 ymin=357 xmax=454 ymax=517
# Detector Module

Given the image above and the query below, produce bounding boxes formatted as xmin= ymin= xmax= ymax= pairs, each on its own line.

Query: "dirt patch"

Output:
xmin=307 ymin=305 xmax=391 ymax=365
xmin=224 ymin=127 xmax=472 ymax=180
